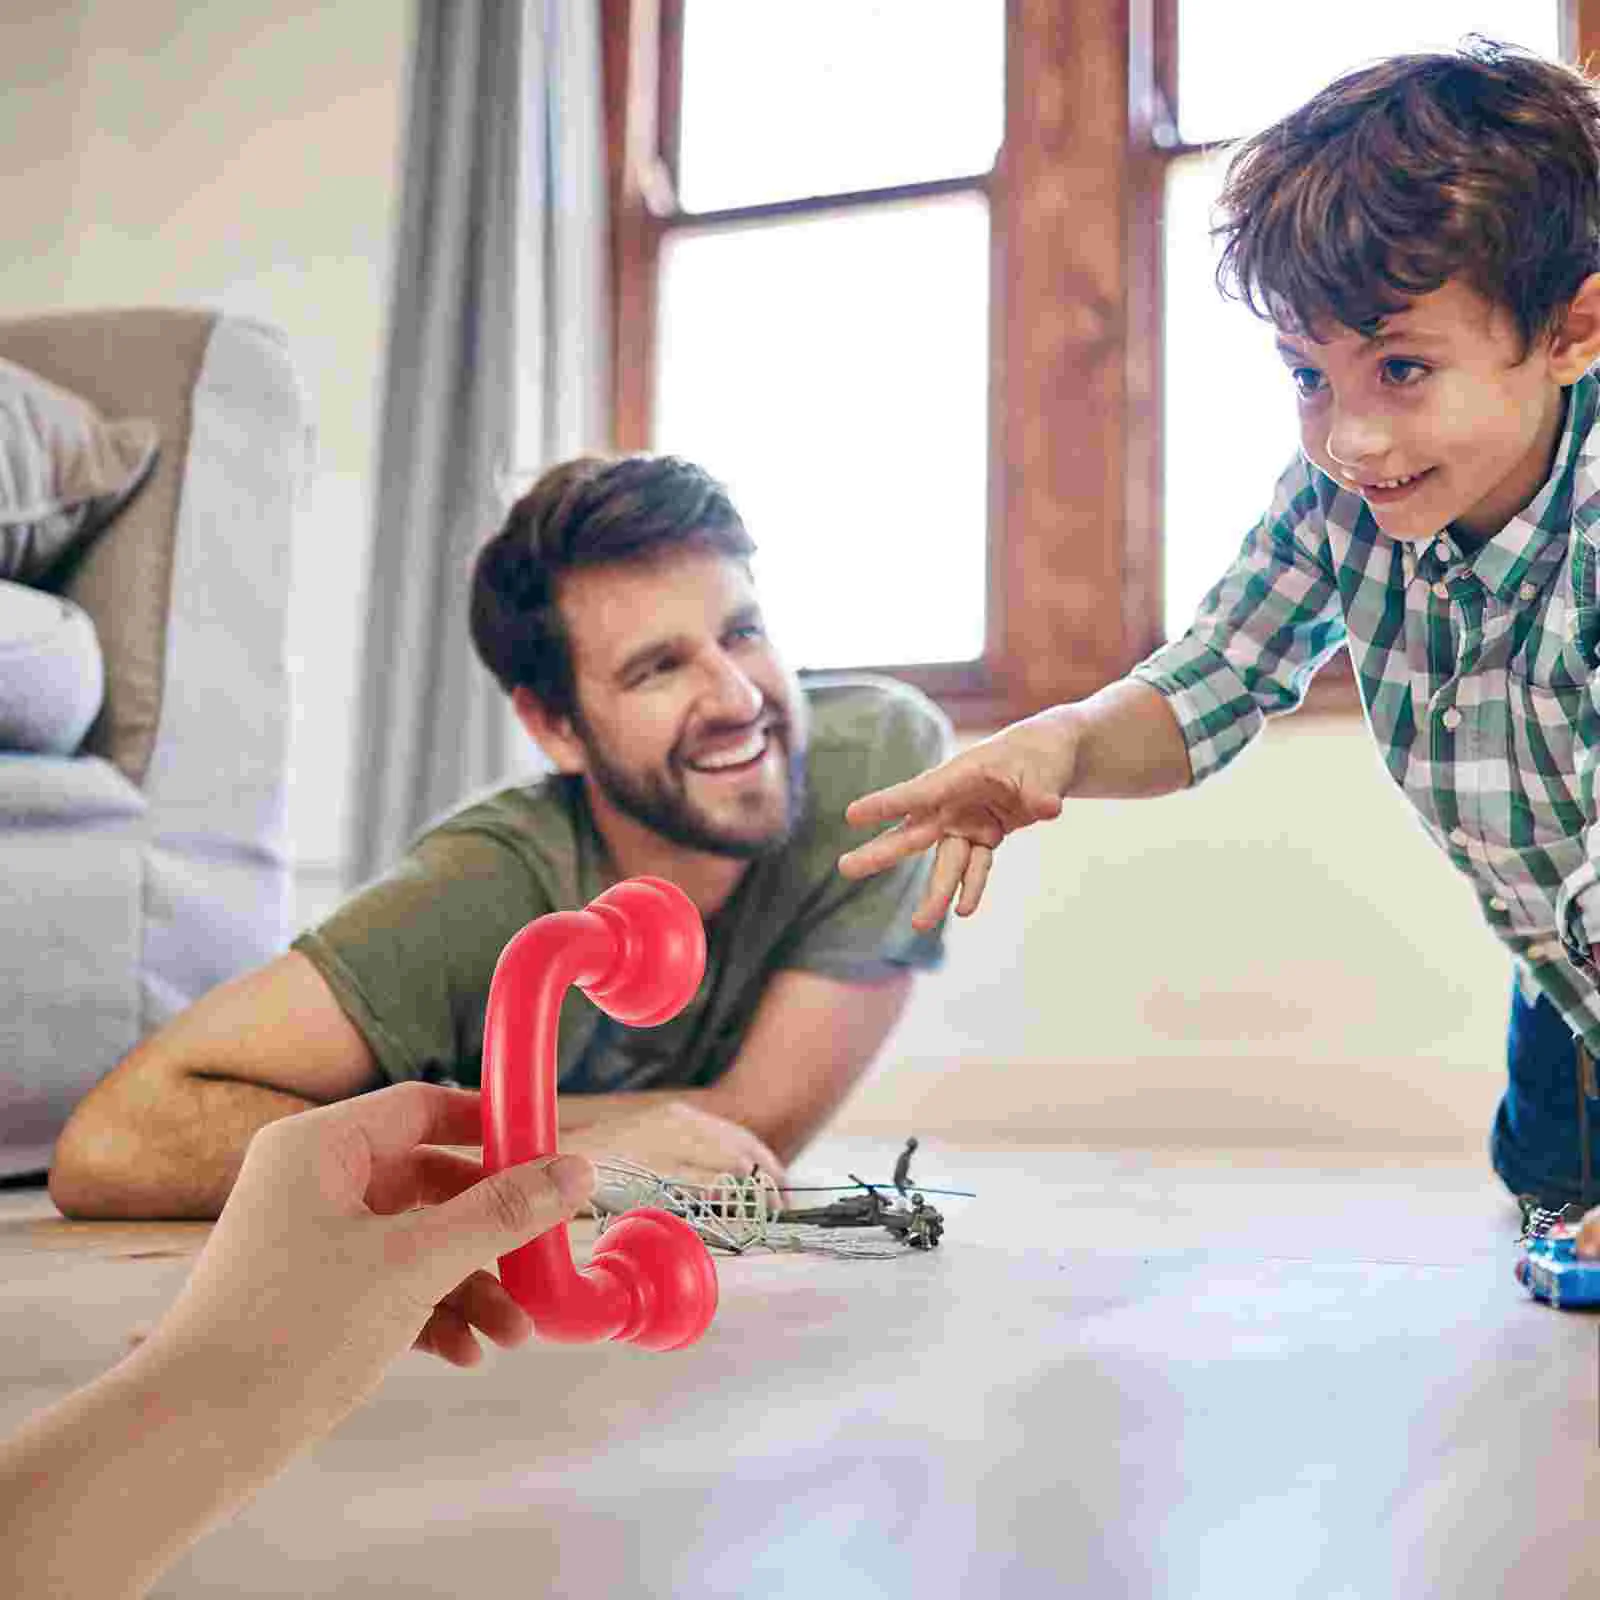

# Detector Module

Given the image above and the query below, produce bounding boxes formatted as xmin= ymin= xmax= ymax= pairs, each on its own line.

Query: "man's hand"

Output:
xmin=561 ymin=1099 xmax=788 ymax=1189
xmin=837 ymin=709 xmax=1078 ymax=929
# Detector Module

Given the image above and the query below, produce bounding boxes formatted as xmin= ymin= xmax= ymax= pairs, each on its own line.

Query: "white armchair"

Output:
xmin=0 ymin=308 xmax=312 ymax=1178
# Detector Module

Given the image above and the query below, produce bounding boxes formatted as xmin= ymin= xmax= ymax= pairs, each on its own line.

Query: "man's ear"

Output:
xmin=1547 ymin=273 xmax=1600 ymax=384
xmin=510 ymin=686 xmax=586 ymax=775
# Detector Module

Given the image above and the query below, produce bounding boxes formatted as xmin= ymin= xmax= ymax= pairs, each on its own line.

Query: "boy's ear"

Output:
xmin=510 ymin=686 xmax=586 ymax=775
xmin=1548 ymin=273 xmax=1600 ymax=384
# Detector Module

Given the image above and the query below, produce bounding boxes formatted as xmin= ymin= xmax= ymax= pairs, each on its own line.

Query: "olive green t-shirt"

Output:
xmin=293 ymin=675 xmax=950 ymax=1093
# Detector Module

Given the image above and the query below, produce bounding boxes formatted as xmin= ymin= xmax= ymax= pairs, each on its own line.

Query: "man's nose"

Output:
xmin=699 ymin=650 xmax=764 ymax=722
xmin=1324 ymin=403 xmax=1391 ymax=471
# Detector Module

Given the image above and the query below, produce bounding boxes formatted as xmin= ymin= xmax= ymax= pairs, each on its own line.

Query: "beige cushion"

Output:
xmin=0 ymin=310 xmax=217 ymax=786
xmin=0 ymin=357 xmax=158 ymax=586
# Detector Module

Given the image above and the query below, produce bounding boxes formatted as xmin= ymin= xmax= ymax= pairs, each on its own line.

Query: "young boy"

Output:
xmin=838 ymin=40 xmax=1600 ymax=1215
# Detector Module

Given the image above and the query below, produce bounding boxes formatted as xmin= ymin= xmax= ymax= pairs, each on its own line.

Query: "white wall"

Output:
xmin=836 ymin=712 xmax=1511 ymax=1153
xmin=0 ymin=0 xmax=411 ymax=917
xmin=838 ymin=713 xmax=1510 ymax=1152
xmin=1 ymin=4 xmax=1516 ymax=1153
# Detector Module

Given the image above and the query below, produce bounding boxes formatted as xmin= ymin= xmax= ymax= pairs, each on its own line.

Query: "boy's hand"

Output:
xmin=837 ymin=711 xmax=1078 ymax=929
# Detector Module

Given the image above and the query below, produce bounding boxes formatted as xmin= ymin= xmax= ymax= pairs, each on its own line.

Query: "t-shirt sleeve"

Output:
xmin=777 ymin=684 xmax=954 ymax=982
xmin=291 ymin=828 xmax=547 ymax=1086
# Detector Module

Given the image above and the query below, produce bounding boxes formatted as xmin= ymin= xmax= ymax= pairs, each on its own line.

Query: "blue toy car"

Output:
xmin=1516 ymin=1227 xmax=1600 ymax=1308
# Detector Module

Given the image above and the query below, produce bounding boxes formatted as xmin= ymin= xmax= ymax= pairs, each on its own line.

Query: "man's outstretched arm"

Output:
xmin=48 ymin=952 xmax=384 ymax=1220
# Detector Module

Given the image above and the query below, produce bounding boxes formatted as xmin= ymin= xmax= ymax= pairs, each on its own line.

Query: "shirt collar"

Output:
xmin=1462 ymin=372 xmax=1596 ymax=604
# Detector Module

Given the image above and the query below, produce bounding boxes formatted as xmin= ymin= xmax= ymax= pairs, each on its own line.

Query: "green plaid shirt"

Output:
xmin=1132 ymin=370 xmax=1600 ymax=1052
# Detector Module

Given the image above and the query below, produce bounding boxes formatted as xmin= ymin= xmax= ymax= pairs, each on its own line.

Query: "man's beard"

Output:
xmin=576 ymin=713 xmax=809 ymax=860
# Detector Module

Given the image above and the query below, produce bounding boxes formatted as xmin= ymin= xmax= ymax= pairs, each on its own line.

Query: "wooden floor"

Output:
xmin=2 ymin=1138 xmax=1595 ymax=1599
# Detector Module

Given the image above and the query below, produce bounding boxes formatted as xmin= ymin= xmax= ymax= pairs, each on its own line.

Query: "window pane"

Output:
xmin=1163 ymin=150 xmax=1300 ymax=639
xmin=655 ymin=195 xmax=989 ymax=669
xmin=678 ymin=0 xmax=1003 ymax=212
xmin=1177 ymin=3 xmax=1562 ymax=145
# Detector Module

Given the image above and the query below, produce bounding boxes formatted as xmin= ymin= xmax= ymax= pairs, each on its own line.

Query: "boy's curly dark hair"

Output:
xmin=469 ymin=454 xmax=755 ymax=719
xmin=1215 ymin=38 xmax=1600 ymax=351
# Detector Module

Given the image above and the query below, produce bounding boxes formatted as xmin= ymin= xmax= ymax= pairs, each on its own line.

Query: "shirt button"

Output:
xmin=1449 ymin=827 xmax=1470 ymax=848
xmin=1489 ymin=897 xmax=1509 ymax=912
xmin=1520 ymin=581 xmax=1538 ymax=601
xmin=1434 ymin=539 xmax=1452 ymax=559
xmin=1441 ymin=707 xmax=1463 ymax=730
xmin=1431 ymin=580 xmax=1450 ymax=599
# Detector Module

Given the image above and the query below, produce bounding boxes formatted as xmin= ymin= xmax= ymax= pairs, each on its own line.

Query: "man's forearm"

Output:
xmin=49 ymin=1074 xmax=313 ymax=1221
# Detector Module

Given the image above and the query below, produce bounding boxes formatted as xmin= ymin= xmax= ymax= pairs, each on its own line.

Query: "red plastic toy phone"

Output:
xmin=480 ymin=876 xmax=718 ymax=1350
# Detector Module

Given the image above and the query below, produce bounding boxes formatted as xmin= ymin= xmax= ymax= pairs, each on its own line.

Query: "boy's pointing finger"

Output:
xmin=838 ymin=818 xmax=943 ymax=879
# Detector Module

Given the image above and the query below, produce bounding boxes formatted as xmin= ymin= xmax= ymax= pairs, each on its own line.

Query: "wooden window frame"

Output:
xmin=602 ymin=0 xmax=1600 ymax=730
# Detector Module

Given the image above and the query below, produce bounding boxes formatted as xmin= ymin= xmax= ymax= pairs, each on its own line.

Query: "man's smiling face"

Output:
xmin=1275 ymin=278 xmax=1569 ymax=545
xmin=543 ymin=546 xmax=808 ymax=860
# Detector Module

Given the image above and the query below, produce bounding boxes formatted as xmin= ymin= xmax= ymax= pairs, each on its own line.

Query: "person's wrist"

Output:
xmin=1027 ymin=703 xmax=1081 ymax=795
xmin=140 ymin=1290 xmax=391 ymax=1443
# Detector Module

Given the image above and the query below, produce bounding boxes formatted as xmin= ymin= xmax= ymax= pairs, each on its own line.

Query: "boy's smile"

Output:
xmin=1276 ymin=279 xmax=1574 ymax=547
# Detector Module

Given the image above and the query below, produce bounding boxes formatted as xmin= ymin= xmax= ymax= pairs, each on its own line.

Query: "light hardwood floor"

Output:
xmin=1 ymin=1138 xmax=1592 ymax=1599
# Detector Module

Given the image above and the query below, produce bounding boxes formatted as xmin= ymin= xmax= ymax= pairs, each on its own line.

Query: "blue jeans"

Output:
xmin=1490 ymin=983 xmax=1598 ymax=1206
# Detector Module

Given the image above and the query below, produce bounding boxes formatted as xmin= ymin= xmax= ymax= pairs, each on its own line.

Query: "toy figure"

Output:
xmin=893 ymin=1136 xmax=920 ymax=1195
xmin=883 ymin=1193 xmax=943 ymax=1250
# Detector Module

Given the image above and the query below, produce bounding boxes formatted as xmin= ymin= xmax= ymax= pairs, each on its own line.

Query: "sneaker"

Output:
xmin=1517 ymin=1194 xmax=1590 ymax=1241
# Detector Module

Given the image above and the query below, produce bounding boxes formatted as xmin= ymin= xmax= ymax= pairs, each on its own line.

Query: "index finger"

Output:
xmin=838 ymin=816 xmax=943 ymax=880
xmin=291 ymin=1081 xmax=485 ymax=1164
xmin=844 ymin=770 xmax=945 ymax=828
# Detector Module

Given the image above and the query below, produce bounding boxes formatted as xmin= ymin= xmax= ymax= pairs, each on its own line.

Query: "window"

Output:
xmin=606 ymin=0 xmax=1005 ymax=707
xmin=606 ymin=2 xmax=1600 ymax=727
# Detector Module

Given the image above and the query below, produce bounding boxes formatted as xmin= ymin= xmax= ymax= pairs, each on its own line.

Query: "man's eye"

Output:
xmin=1290 ymin=367 xmax=1324 ymax=398
xmin=1381 ymin=358 xmax=1429 ymax=386
xmin=726 ymin=624 xmax=764 ymax=645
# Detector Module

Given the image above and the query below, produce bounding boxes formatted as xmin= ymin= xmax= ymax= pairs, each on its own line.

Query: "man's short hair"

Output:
xmin=470 ymin=454 xmax=755 ymax=719
xmin=1214 ymin=38 xmax=1600 ymax=351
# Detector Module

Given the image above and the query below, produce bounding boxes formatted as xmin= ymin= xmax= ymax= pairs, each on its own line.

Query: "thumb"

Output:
xmin=399 ymin=1153 xmax=597 ymax=1285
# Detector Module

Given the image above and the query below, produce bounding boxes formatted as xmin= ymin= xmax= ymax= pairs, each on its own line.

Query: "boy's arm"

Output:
xmin=838 ymin=678 xmax=1190 ymax=926
xmin=842 ymin=455 xmax=1344 ymax=925
xmin=47 ymin=952 xmax=384 ymax=1220
xmin=1054 ymin=676 xmax=1194 ymax=797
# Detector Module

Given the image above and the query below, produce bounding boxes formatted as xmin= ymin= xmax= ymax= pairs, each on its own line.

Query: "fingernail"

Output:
xmin=548 ymin=1154 xmax=595 ymax=1205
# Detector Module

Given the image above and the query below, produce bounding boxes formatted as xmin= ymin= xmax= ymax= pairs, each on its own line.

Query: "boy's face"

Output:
xmin=526 ymin=547 xmax=809 ymax=860
xmin=1274 ymin=279 xmax=1570 ymax=544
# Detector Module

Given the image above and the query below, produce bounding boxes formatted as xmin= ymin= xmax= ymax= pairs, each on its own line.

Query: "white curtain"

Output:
xmin=350 ymin=0 xmax=608 ymax=884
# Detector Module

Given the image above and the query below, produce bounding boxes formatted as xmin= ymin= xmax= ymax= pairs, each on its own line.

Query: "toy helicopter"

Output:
xmin=773 ymin=1138 xmax=973 ymax=1249
xmin=589 ymin=1136 xmax=973 ymax=1255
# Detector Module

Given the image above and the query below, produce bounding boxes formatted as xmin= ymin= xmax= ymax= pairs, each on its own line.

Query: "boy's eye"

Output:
xmin=1380 ymin=358 xmax=1429 ymax=386
xmin=1289 ymin=367 xmax=1324 ymax=398
xmin=726 ymin=623 xmax=764 ymax=645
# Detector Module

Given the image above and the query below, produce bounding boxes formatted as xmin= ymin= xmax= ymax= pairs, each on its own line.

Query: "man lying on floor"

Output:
xmin=48 ymin=453 xmax=950 ymax=1219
